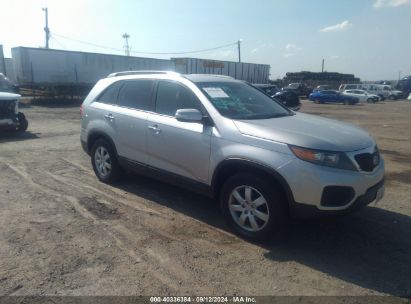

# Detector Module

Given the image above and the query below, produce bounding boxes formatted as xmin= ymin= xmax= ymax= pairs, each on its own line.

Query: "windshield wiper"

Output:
xmin=237 ymin=113 xmax=292 ymax=120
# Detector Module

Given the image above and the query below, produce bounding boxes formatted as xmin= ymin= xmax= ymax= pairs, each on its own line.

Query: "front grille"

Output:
xmin=355 ymin=147 xmax=380 ymax=172
xmin=0 ymin=99 xmax=16 ymax=118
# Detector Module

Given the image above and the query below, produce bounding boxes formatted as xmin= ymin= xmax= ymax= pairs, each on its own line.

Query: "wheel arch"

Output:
xmin=87 ymin=131 xmax=118 ymax=157
xmin=211 ymin=159 xmax=295 ymax=209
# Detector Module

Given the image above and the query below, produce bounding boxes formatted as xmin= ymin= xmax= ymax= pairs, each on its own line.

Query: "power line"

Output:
xmin=52 ymin=33 xmax=238 ymax=55
xmin=50 ymin=34 xmax=67 ymax=50
xmin=52 ymin=33 xmax=122 ymax=52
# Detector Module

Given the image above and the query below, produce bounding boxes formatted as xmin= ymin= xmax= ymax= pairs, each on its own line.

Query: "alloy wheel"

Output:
xmin=228 ymin=185 xmax=270 ymax=232
xmin=94 ymin=146 xmax=112 ymax=178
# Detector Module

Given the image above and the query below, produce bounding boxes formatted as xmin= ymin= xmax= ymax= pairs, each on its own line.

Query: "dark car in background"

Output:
xmin=253 ymin=84 xmax=301 ymax=111
xmin=397 ymin=76 xmax=411 ymax=96
xmin=312 ymin=85 xmax=331 ymax=92
xmin=309 ymin=90 xmax=359 ymax=105
xmin=282 ymin=83 xmax=312 ymax=98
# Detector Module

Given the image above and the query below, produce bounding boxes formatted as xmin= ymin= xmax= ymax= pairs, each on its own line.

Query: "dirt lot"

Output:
xmin=0 ymin=100 xmax=410 ymax=297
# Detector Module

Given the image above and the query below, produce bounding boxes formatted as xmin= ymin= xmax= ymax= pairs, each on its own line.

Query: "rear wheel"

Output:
xmin=91 ymin=139 xmax=122 ymax=183
xmin=16 ymin=112 xmax=28 ymax=132
xmin=220 ymin=173 xmax=287 ymax=241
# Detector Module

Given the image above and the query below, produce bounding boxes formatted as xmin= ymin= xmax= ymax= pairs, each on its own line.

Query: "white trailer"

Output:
xmin=12 ymin=47 xmax=174 ymax=86
xmin=172 ymin=57 xmax=270 ymax=84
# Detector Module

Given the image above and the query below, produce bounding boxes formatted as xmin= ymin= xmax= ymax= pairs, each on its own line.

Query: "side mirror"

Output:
xmin=175 ymin=109 xmax=203 ymax=123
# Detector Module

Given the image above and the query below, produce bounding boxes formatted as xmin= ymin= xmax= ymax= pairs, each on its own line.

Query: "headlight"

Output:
xmin=289 ymin=145 xmax=356 ymax=171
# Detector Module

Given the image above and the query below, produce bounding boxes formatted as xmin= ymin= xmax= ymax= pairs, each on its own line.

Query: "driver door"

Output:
xmin=146 ymin=80 xmax=212 ymax=184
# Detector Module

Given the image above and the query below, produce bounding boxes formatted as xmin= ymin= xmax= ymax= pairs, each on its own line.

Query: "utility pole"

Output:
xmin=321 ymin=58 xmax=325 ymax=73
xmin=237 ymin=40 xmax=241 ymax=63
xmin=122 ymin=33 xmax=130 ymax=56
xmin=42 ymin=7 xmax=50 ymax=48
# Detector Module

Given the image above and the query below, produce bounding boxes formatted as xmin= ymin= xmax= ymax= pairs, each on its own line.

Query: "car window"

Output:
xmin=96 ymin=81 xmax=122 ymax=104
xmin=155 ymin=81 xmax=202 ymax=117
xmin=117 ymin=80 xmax=154 ymax=110
xmin=197 ymin=81 xmax=290 ymax=120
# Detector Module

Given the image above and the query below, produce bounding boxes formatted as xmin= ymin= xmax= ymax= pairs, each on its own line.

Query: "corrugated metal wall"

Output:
xmin=172 ymin=58 xmax=270 ymax=83
xmin=12 ymin=47 xmax=175 ymax=86
xmin=4 ymin=59 xmax=16 ymax=82
xmin=10 ymin=47 xmax=271 ymax=86
xmin=0 ymin=45 xmax=6 ymax=76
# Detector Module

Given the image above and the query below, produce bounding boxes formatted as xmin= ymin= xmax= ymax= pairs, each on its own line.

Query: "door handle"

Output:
xmin=104 ymin=113 xmax=115 ymax=121
xmin=148 ymin=125 xmax=161 ymax=134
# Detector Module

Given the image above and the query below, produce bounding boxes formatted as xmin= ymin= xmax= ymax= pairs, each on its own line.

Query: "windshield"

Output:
xmin=197 ymin=81 xmax=291 ymax=120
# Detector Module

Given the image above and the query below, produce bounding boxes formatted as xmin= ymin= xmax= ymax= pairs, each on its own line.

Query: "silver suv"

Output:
xmin=81 ymin=71 xmax=385 ymax=241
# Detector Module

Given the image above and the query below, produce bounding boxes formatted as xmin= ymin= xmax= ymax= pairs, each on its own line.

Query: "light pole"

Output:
xmin=237 ymin=40 xmax=241 ymax=63
xmin=122 ymin=33 xmax=130 ymax=56
xmin=42 ymin=7 xmax=50 ymax=49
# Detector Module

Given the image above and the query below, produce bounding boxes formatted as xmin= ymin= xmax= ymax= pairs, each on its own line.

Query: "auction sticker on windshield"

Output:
xmin=203 ymin=87 xmax=230 ymax=98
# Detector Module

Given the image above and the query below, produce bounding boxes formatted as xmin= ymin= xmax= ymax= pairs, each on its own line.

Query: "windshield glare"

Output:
xmin=197 ymin=81 xmax=291 ymax=120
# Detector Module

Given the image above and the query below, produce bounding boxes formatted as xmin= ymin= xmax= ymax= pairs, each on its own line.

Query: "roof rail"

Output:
xmin=107 ymin=70 xmax=180 ymax=78
xmin=184 ymin=74 xmax=234 ymax=80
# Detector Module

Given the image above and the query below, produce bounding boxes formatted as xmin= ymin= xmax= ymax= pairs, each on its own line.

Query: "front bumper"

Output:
xmin=0 ymin=116 xmax=18 ymax=129
xmin=290 ymin=178 xmax=384 ymax=218
xmin=277 ymin=149 xmax=385 ymax=214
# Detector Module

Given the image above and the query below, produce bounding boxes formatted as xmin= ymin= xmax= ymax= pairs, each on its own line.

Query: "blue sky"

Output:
xmin=1 ymin=0 xmax=410 ymax=80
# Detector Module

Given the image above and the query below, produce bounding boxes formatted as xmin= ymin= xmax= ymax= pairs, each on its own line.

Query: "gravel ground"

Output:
xmin=0 ymin=99 xmax=410 ymax=297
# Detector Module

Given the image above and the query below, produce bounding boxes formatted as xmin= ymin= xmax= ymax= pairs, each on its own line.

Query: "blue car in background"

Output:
xmin=309 ymin=90 xmax=359 ymax=105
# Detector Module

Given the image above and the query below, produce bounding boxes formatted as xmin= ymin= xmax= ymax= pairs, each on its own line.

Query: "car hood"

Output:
xmin=0 ymin=92 xmax=21 ymax=101
xmin=233 ymin=113 xmax=374 ymax=152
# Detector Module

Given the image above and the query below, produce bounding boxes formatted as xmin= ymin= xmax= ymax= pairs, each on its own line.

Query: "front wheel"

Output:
xmin=220 ymin=173 xmax=287 ymax=242
xmin=16 ymin=112 xmax=28 ymax=132
xmin=91 ymin=139 xmax=122 ymax=183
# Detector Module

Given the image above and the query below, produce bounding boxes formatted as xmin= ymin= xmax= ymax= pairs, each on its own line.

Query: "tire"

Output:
xmin=91 ymin=139 xmax=122 ymax=183
xmin=367 ymin=98 xmax=373 ymax=103
xmin=16 ymin=112 xmax=28 ymax=132
xmin=220 ymin=173 xmax=287 ymax=242
xmin=314 ymin=98 xmax=321 ymax=104
xmin=388 ymin=95 xmax=396 ymax=100
xmin=344 ymin=99 xmax=350 ymax=105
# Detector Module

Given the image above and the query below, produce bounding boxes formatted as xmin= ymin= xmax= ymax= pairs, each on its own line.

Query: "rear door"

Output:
xmin=146 ymin=80 xmax=212 ymax=183
xmin=111 ymin=79 xmax=155 ymax=164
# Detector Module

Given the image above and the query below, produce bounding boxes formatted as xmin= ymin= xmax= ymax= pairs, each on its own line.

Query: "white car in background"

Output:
xmin=408 ymin=93 xmax=411 ymax=100
xmin=342 ymin=89 xmax=380 ymax=103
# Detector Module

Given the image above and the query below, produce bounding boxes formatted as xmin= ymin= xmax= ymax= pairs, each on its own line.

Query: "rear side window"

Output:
xmin=155 ymin=81 xmax=201 ymax=116
xmin=96 ymin=81 xmax=122 ymax=104
xmin=117 ymin=80 xmax=154 ymax=110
